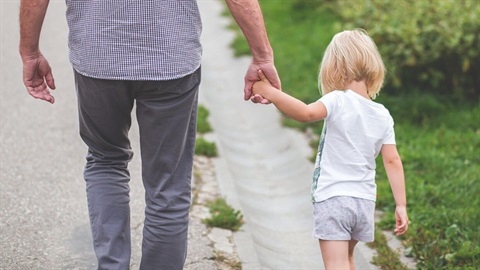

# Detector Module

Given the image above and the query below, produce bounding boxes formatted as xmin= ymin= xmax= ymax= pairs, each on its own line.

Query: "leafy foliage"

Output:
xmin=327 ymin=0 xmax=480 ymax=100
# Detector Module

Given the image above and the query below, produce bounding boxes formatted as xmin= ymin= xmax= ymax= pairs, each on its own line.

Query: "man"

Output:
xmin=19 ymin=0 xmax=280 ymax=269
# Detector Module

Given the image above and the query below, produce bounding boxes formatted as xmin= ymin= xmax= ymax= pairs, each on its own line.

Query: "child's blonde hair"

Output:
xmin=319 ymin=29 xmax=385 ymax=99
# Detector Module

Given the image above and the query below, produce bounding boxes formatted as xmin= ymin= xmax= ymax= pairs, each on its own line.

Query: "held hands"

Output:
xmin=22 ymin=52 xmax=56 ymax=104
xmin=252 ymin=69 xmax=276 ymax=100
xmin=244 ymin=61 xmax=280 ymax=104
xmin=394 ymin=206 xmax=409 ymax=236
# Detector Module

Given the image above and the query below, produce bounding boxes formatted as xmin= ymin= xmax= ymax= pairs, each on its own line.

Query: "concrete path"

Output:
xmin=0 ymin=0 xmax=377 ymax=269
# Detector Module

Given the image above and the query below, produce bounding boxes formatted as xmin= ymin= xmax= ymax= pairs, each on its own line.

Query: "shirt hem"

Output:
xmin=312 ymin=192 xmax=376 ymax=203
xmin=71 ymin=63 xmax=201 ymax=81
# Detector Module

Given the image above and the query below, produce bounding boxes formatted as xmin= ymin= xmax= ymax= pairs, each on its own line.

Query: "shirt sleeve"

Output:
xmin=318 ymin=91 xmax=339 ymax=120
xmin=383 ymin=115 xmax=396 ymax=144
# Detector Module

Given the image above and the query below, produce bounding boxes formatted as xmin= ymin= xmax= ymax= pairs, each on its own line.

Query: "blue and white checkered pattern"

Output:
xmin=66 ymin=0 xmax=202 ymax=81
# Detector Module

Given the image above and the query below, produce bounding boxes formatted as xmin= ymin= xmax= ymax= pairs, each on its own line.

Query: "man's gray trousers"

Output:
xmin=74 ymin=68 xmax=201 ymax=270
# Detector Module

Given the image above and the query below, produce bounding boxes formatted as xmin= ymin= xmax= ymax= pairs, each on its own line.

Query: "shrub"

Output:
xmin=327 ymin=0 xmax=480 ymax=100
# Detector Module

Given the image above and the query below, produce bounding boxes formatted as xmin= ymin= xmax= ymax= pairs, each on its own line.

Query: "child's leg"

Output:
xmin=348 ymin=240 xmax=358 ymax=270
xmin=319 ymin=240 xmax=350 ymax=270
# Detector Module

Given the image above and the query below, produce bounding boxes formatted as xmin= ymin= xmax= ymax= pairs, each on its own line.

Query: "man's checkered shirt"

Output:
xmin=66 ymin=0 xmax=202 ymax=81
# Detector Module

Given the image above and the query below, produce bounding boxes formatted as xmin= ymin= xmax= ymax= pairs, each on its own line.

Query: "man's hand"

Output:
xmin=22 ymin=52 xmax=56 ymax=104
xmin=244 ymin=60 xmax=281 ymax=104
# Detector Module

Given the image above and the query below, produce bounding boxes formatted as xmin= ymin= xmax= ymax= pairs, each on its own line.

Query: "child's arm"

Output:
xmin=252 ymin=70 xmax=327 ymax=123
xmin=381 ymin=144 xmax=409 ymax=236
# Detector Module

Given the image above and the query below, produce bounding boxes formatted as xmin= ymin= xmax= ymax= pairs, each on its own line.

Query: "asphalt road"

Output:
xmin=1 ymin=1 xmax=145 ymax=269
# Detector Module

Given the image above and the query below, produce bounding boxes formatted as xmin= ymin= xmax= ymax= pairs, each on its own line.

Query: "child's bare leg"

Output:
xmin=319 ymin=240 xmax=349 ymax=269
xmin=348 ymin=240 xmax=358 ymax=270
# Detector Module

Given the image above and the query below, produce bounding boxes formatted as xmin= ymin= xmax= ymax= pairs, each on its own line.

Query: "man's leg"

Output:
xmin=135 ymin=68 xmax=200 ymax=269
xmin=74 ymin=71 xmax=135 ymax=270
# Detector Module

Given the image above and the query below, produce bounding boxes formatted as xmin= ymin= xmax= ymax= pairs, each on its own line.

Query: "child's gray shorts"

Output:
xmin=313 ymin=196 xmax=375 ymax=242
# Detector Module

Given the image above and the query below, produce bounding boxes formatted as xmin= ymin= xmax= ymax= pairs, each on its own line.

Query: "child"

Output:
xmin=252 ymin=29 xmax=408 ymax=270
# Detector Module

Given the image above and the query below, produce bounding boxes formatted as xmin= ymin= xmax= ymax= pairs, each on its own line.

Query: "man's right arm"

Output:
xmin=19 ymin=0 xmax=56 ymax=103
xmin=20 ymin=0 xmax=49 ymax=58
xmin=224 ymin=0 xmax=280 ymax=103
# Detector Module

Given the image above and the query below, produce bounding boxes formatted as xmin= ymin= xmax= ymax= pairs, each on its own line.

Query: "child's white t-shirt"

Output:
xmin=311 ymin=90 xmax=396 ymax=203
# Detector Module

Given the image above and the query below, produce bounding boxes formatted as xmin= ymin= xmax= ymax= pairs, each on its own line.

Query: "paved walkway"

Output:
xmin=1 ymin=0 xmax=378 ymax=269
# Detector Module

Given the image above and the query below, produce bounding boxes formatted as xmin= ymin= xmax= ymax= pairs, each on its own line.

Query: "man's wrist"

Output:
xmin=19 ymin=47 xmax=41 ymax=61
xmin=251 ymin=46 xmax=274 ymax=63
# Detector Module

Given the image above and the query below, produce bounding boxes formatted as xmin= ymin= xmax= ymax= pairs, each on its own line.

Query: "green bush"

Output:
xmin=327 ymin=0 xmax=480 ymax=100
xmin=195 ymin=137 xmax=218 ymax=157
xmin=204 ymin=198 xmax=244 ymax=231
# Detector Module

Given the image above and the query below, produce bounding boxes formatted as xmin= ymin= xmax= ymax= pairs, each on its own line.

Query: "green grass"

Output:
xmin=195 ymin=137 xmax=218 ymax=157
xmin=225 ymin=1 xmax=480 ymax=269
xmin=197 ymin=104 xmax=213 ymax=134
xmin=367 ymin=228 xmax=408 ymax=270
xmin=195 ymin=104 xmax=217 ymax=157
xmin=375 ymin=102 xmax=480 ymax=269
xmin=204 ymin=198 xmax=244 ymax=232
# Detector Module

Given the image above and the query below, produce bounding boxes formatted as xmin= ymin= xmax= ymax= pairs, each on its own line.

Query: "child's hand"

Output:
xmin=394 ymin=206 xmax=409 ymax=236
xmin=252 ymin=70 xmax=275 ymax=98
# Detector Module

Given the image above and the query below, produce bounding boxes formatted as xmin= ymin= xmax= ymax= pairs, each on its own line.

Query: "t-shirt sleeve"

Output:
xmin=383 ymin=115 xmax=396 ymax=144
xmin=318 ymin=91 xmax=339 ymax=120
